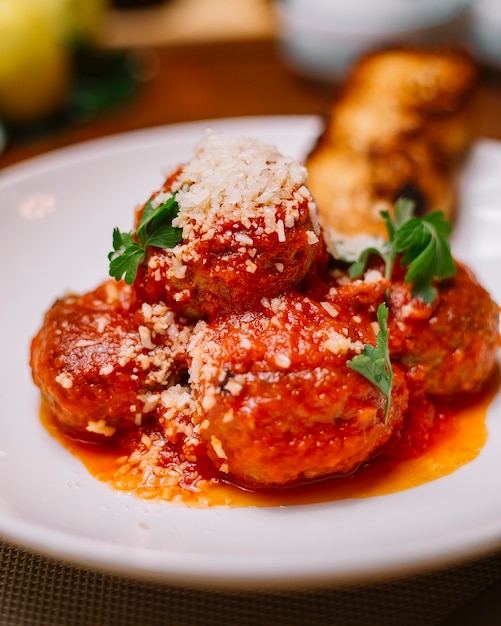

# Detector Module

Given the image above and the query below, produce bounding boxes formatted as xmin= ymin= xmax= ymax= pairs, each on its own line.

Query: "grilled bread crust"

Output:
xmin=306 ymin=48 xmax=479 ymax=238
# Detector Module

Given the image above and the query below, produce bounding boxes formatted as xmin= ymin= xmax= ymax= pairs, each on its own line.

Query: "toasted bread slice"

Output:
xmin=307 ymin=48 xmax=479 ymax=239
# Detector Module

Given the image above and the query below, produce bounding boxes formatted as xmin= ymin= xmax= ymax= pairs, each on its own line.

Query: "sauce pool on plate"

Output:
xmin=40 ymin=366 xmax=499 ymax=507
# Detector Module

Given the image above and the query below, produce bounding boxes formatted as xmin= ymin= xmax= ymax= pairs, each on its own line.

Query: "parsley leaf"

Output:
xmin=108 ymin=193 xmax=183 ymax=285
xmin=349 ymin=198 xmax=456 ymax=303
xmin=344 ymin=200 xmax=455 ymax=420
xmin=393 ymin=211 xmax=456 ymax=302
xmin=109 ymin=230 xmax=145 ymax=285
xmin=348 ymin=243 xmax=387 ymax=279
xmin=347 ymin=303 xmax=393 ymax=426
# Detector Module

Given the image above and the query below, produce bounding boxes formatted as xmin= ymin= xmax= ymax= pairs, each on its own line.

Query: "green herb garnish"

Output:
xmin=108 ymin=193 xmax=183 ymax=285
xmin=344 ymin=200 xmax=456 ymax=423
xmin=349 ymin=198 xmax=456 ymax=304
xmin=347 ymin=303 xmax=393 ymax=425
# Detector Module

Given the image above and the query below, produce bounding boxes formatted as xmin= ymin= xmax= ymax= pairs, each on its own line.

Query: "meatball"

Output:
xmin=135 ymin=130 xmax=325 ymax=319
xmin=30 ymin=280 xmax=192 ymax=441
xmin=188 ymin=292 xmax=408 ymax=489
xmin=388 ymin=262 xmax=500 ymax=397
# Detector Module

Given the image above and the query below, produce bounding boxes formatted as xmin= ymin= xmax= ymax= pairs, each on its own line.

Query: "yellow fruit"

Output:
xmin=0 ymin=1 xmax=72 ymax=122
xmin=44 ymin=0 xmax=108 ymax=44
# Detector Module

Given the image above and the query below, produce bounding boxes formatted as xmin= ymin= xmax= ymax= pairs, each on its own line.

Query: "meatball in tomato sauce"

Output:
xmin=388 ymin=262 xmax=500 ymax=398
xmin=188 ymin=291 xmax=408 ymax=489
xmin=135 ymin=130 xmax=326 ymax=319
xmin=30 ymin=280 xmax=192 ymax=441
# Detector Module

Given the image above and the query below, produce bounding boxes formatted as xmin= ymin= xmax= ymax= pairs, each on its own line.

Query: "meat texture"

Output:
xmin=30 ymin=280 xmax=192 ymax=440
xmin=189 ymin=290 xmax=408 ymax=489
xmin=135 ymin=130 xmax=326 ymax=319
xmin=388 ymin=262 xmax=500 ymax=398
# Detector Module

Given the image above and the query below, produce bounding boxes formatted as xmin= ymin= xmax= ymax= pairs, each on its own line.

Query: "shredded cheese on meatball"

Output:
xmin=163 ymin=130 xmax=319 ymax=243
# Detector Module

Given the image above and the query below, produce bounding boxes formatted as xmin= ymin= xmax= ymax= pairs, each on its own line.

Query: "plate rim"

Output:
xmin=1 ymin=115 xmax=500 ymax=588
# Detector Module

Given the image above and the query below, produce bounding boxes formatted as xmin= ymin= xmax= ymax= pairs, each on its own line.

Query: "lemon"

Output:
xmin=0 ymin=0 xmax=107 ymax=123
xmin=0 ymin=1 xmax=71 ymax=123
xmin=44 ymin=0 xmax=108 ymax=44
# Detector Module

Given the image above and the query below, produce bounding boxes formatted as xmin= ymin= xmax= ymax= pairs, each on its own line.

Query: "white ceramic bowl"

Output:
xmin=274 ymin=0 xmax=471 ymax=81
xmin=468 ymin=0 xmax=501 ymax=67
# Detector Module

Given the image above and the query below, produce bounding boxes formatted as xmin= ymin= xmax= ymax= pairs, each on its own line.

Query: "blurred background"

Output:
xmin=0 ymin=0 xmax=500 ymax=166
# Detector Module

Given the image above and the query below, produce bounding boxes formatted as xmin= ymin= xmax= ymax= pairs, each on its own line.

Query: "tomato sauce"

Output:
xmin=40 ymin=365 xmax=499 ymax=508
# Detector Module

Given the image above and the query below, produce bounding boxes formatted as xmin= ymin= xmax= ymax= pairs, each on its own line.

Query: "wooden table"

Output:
xmin=0 ymin=40 xmax=332 ymax=169
xmin=1 ymin=38 xmax=501 ymax=170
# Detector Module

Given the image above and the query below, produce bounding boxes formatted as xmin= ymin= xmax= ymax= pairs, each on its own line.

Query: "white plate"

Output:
xmin=0 ymin=116 xmax=500 ymax=588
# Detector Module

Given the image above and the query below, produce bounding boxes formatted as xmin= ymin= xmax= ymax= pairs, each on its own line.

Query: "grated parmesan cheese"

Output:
xmin=320 ymin=301 xmax=339 ymax=318
xmin=74 ymin=339 xmax=97 ymax=348
xmin=234 ymin=233 xmax=254 ymax=246
xmin=306 ymin=230 xmax=319 ymax=245
xmin=277 ymin=219 xmax=286 ymax=242
xmin=245 ymin=260 xmax=258 ymax=273
xmin=324 ymin=332 xmax=356 ymax=356
xmin=138 ymin=326 xmax=155 ymax=350
xmin=274 ymin=353 xmax=292 ymax=369
xmin=224 ymin=379 xmax=243 ymax=396
xmin=210 ymin=435 xmax=228 ymax=460
xmin=364 ymin=269 xmax=384 ymax=285
xmin=168 ymin=130 xmax=317 ymax=248
xmin=99 ymin=364 xmax=114 ymax=376
xmin=202 ymin=391 xmax=217 ymax=411
xmin=86 ymin=420 xmax=116 ymax=437
xmin=55 ymin=371 xmax=73 ymax=389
